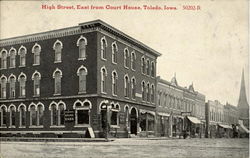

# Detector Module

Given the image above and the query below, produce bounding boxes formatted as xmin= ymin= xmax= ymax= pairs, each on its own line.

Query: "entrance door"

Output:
xmin=130 ymin=108 xmax=137 ymax=135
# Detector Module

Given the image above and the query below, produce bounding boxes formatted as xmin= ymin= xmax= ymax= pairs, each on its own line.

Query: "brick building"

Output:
xmin=0 ymin=20 xmax=161 ymax=138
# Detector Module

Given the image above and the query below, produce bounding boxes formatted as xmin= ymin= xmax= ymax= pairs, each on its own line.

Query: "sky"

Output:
xmin=0 ymin=0 xmax=249 ymax=106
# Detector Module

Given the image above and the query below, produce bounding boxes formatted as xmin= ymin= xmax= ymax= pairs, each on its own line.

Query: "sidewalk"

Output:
xmin=0 ymin=137 xmax=114 ymax=142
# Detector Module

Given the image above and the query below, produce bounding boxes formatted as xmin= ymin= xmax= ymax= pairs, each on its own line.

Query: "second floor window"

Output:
xmin=18 ymin=46 xmax=26 ymax=67
xmin=101 ymin=67 xmax=107 ymax=93
xmin=112 ymin=42 xmax=118 ymax=63
xmin=18 ymin=74 xmax=26 ymax=97
xmin=142 ymin=81 xmax=145 ymax=101
xmin=32 ymin=43 xmax=41 ymax=65
xmin=0 ymin=77 xmax=7 ymax=98
xmin=151 ymin=62 xmax=155 ymax=77
xmin=32 ymin=72 xmax=41 ymax=96
xmin=53 ymin=40 xmax=62 ymax=63
xmin=131 ymin=78 xmax=136 ymax=99
xmin=0 ymin=49 xmax=7 ymax=69
xmin=151 ymin=85 xmax=155 ymax=103
xmin=77 ymin=66 xmax=87 ymax=93
xmin=146 ymin=60 xmax=150 ymax=75
xmin=9 ymin=75 xmax=16 ymax=98
xmin=9 ymin=48 xmax=16 ymax=68
xmin=112 ymin=71 xmax=118 ymax=96
xmin=53 ymin=69 xmax=62 ymax=95
xmin=141 ymin=57 xmax=146 ymax=74
xmin=131 ymin=52 xmax=136 ymax=70
xmin=146 ymin=83 xmax=150 ymax=102
xmin=124 ymin=75 xmax=129 ymax=98
xmin=124 ymin=49 xmax=129 ymax=68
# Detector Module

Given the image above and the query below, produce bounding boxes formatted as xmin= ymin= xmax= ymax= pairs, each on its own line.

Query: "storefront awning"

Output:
xmin=187 ymin=116 xmax=201 ymax=124
xmin=157 ymin=112 xmax=170 ymax=117
xmin=218 ymin=124 xmax=232 ymax=129
xmin=140 ymin=109 xmax=155 ymax=116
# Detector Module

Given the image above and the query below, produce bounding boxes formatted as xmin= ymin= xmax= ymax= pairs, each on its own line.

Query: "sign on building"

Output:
xmin=64 ymin=110 xmax=75 ymax=122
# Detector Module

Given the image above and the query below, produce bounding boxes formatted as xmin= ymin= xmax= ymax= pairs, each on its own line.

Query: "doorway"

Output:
xmin=130 ymin=108 xmax=137 ymax=135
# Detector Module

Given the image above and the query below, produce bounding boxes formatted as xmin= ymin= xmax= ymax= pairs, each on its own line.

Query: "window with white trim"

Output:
xmin=58 ymin=103 xmax=65 ymax=126
xmin=141 ymin=57 xmax=146 ymax=74
xmin=151 ymin=84 xmax=155 ymax=103
xmin=112 ymin=71 xmax=118 ymax=96
xmin=74 ymin=101 xmax=91 ymax=126
xmin=131 ymin=77 xmax=136 ymax=99
xmin=0 ymin=76 xmax=7 ymax=98
xmin=125 ymin=106 xmax=129 ymax=127
xmin=131 ymin=51 xmax=136 ymax=70
xmin=29 ymin=104 xmax=36 ymax=126
xmin=9 ymin=105 xmax=16 ymax=127
xmin=32 ymin=71 xmax=41 ymax=96
xmin=77 ymin=36 xmax=87 ymax=59
xmin=19 ymin=104 xmax=26 ymax=127
xmin=0 ymin=49 xmax=7 ymax=69
xmin=124 ymin=48 xmax=129 ymax=68
xmin=111 ymin=103 xmax=120 ymax=126
xmin=37 ymin=104 xmax=44 ymax=126
xmin=9 ymin=75 xmax=16 ymax=98
xmin=146 ymin=83 xmax=150 ymax=102
xmin=32 ymin=43 xmax=41 ymax=65
xmin=77 ymin=66 xmax=87 ymax=93
xmin=146 ymin=59 xmax=150 ymax=75
xmin=0 ymin=105 xmax=7 ymax=127
xmin=151 ymin=62 xmax=155 ymax=77
xmin=142 ymin=81 xmax=146 ymax=101
xmin=101 ymin=67 xmax=107 ymax=93
xmin=18 ymin=73 xmax=26 ymax=97
xmin=9 ymin=48 xmax=16 ymax=68
xmin=53 ymin=69 xmax=62 ymax=95
xmin=101 ymin=37 xmax=107 ymax=60
xmin=124 ymin=75 xmax=129 ymax=98
xmin=50 ymin=103 xmax=57 ymax=126
xmin=112 ymin=42 xmax=118 ymax=64
xmin=53 ymin=40 xmax=62 ymax=63
xmin=158 ymin=91 xmax=162 ymax=106
xmin=18 ymin=46 xmax=26 ymax=67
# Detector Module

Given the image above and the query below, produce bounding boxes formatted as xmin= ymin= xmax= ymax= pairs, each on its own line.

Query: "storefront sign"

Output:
xmin=64 ymin=110 xmax=75 ymax=122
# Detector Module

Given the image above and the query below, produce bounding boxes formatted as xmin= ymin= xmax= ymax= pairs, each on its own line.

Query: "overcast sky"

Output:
xmin=0 ymin=0 xmax=249 ymax=106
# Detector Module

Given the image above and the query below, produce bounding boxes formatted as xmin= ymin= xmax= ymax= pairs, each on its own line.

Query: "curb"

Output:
xmin=0 ymin=137 xmax=114 ymax=142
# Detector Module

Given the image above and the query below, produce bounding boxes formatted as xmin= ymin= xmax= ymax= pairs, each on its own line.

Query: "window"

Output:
xmin=0 ymin=49 xmax=7 ymax=69
xmin=124 ymin=48 xmax=129 ymax=68
xmin=77 ymin=66 xmax=87 ymax=93
xmin=151 ymin=62 xmax=155 ymax=77
xmin=53 ymin=69 xmax=62 ymax=95
xmin=29 ymin=104 xmax=36 ymax=126
xmin=124 ymin=105 xmax=129 ymax=127
xmin=146 ymin=59 xmax=150 ymax=75
xmin=9 ymin=105 xmax=16 ymax=127
xmin=77 ymin=36 xmax=87 ymax=59
xmin=18 ymin=104 xmax=26 ymax=127
xmin=9 ymin=48 xmax=16 ymax=68
xmin=101 ymin=37 xmax=107 ymax=60
xmin=146 ymin=83 xmax=150 ymax=102
xmin=50 ymin=103 xmax=57 ymax=126
xmin=111 ymin=103 xmax=120 ymax=126
xmin=9 ymin=75 xmax=16 ymax=98
xmin=58 ymin=103 xmax=65 ymax=126
xmin=141 ymin=57 xmax=146 ymax=74
xmin=131 ymin=77 xmax=136 ymax=99
xmin=158 ymin=92 xmax=161 ymax=106
xmin=112 ymin=71 xmax=118 ymax=96
xmin=142 ymin=81 xmax=146 ymax=101
xmin=124 ymin=75 xmax=129 ymax=98
xmin=18 ymin=46 xmax=26 ymax=67
xmin=32 ymin=43 xmax=41 ymax=65
xmin=0 ymin=105 xmax=7 ymax=127
xmin=112 ymin=42 xmax=118 ymax=63
xmin=73 ymin=100 xmax=92 ymax=126
xmin=53 ymin=40 xmax=63 ymax=63
xmin=18 ymin=73 xmax=26 ymax=97
xmin=32 ymin=71 xmax=41 ymax=96
xmin=131 ymin=51 xmax=136 ymax=70
xmin=0 ymin=76 xmax=7 ymax=98
xmin=37 ymin=104 xmax=44 ymax=126
xmin=151 ymin=84 xmax=155 ymax=103
xmin=101 ymin=67 xmax=107 ymax=93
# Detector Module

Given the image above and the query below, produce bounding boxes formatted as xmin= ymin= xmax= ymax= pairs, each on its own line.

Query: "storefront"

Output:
xmin=139 ymin=110 xmax=155 ymax=137
xmin=185 ymin=116 xmax=201 ymax=138
xmin=217 ymin=124 xmax=232 ymax=138
xmin=157 ymin=112 xmax=170 ymax=137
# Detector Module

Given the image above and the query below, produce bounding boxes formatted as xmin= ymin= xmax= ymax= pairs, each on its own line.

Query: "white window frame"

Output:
xmin=53 ymin=68 xmax=62 ymax=95
xmin=32 ymin=71 xmax=41 ymax=97
xmin=101 ymin=66 xmax=107 ymax=94
xmin=77 ymin=65 xmax=88 ymax=94
xmin=8 ymin=74 xmax=16 ymax=98
xmin=0 ymin=49 xmax=8 ymax=69
xmin=112 ymin=70 xmax=118 ymax=96
xmin=101 ymin=36 xmax=107 ymax=60
xmin=18 ymin=103 xmax=26 ymax=128
xmin=9 ymin=47 xmax=17 ymax=68
xmin=18 ymin=46 xmax=27 ymax=67
xmin=32 ymin=43 xmax=41 ymax=66
xmin=18 ymin=72 xmax=27 ymax=98
xmin=111 ymin=41 xmax=118 ymax=64
xmin=53 ymin=39 xmax=63 ymax=63
xmin=77 ymin=35 xmax=88 ymax=60
xmin=73 ymin=99 xmax=92 ymax=127
xmin=0 ymin=75 xmax=7 ymax=99
xmin=8 ymin=104 xmax=16 ymax=128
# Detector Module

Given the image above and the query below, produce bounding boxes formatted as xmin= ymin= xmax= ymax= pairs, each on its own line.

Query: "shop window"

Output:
xmin=140 ymin=113 xmax=146 ymax=131
xmin=0 ymin=49 xmax=7 ymax=69
xmin=77 ymin=36 xmax=87 ymax=59
xmin=53 ymin=40 xmax=63 ymax=63
xmin=110 ymin=104 xmax=120 ymax=126
xmin=74 ymin=100 xmax=91 ymax=126
xmin=18 ymin=46 xmax=26 ymax=67
xmin=0 ymin=76 xmax=7 ymax=98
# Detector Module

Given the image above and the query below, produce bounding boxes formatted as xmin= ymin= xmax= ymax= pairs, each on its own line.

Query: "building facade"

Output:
xmin=0 ymin=20 xmax=161 ymax=138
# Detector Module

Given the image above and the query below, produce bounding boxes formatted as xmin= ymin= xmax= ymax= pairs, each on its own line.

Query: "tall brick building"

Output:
xmin=0 ymin=20 xmax=161 ymax=138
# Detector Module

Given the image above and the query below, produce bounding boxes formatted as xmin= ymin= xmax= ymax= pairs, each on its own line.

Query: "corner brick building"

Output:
xmin=0 ymin=20 xmax=161 ymax=138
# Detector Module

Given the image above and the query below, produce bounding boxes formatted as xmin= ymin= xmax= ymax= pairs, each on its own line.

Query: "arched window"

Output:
xmin=18 ymin=104 xmax=26 ymax=127
xmin=141 ymin=57 xmax=146 ymax=74
xmin=112 ymin=71 xmax=118 ymax=96
xmin=131 ymin=51 xmax=136 ymax=70
xmin=29 ymin=104 xmax=36 ymax=126
xmin=53 ymin=40 xmax=63 ymax=62
xmin=125 ymin=105 xmax=129 ymax=127
xmin=9 ymin=105 xmax=16 ymax=127
xmin=124 ymin=75 xmax=129 ymax=98
xmin=77 ymin=66 xmax=87 ymax=93
xmin=58 ymin=103 xmax=65 ymax=126
xmin=146 ymin=83 xmax=150 ymax=102
xmin=9 ymin=75 xmax=16 ymax=98
xmin=18 ymin=46 xmax=26 ymax=67
xmin=112 ymin=42 xmax=118 ymax=63
xmin=146 ymin=59 xmax=150 ymax=75
xmin=37 ymin=103 xmax=44 ymax=126
xmin=111 ymin=103 xmax=120 ymax=126
xmin=32 ymin=71 xmax=41 ymax=96
xmin=0 ymin=105 xmax=7 ymax=127
xmin=18 ymin=73 xmax=26 ymax=97
xmin=158 ymin=91 xmax=161 ymax=106
xmin=151 ymin=84 xmax=155 ymax=103
xmin=0 ymin=76 xmax=7 ymax=98
xmin=0 ymin=49 xmax=7 ymax=69
xmin=101 ymin=67 xmax=107 ymax=93
xmin=73 ymin=100 xmax=91 ymax=126
xmin=124 ymin=48 xmax=129 ymax=68
xmin=50 ymin=103 xmax=57 ymax=126
xmin=32 ymin=43 xmax=41 ymax=65
xmin=131 ymin=77 xmax=136 ymax=99
xmin=77 ymin=36 xmax=87 ymax=59
xmin=53 ymin=69 xmax=62 ymax=95
xmin=141 ymin=81 xmax=145 ymax=101
xmin=151 ymin=62 xmax=155 ymax=77
xmin=101 ymin=37 xmax=107 ymax=60
xmin=9 ymin=48 xmax=16 ymax=68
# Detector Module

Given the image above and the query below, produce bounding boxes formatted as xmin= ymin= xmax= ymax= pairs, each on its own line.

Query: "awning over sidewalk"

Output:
xmin=218 ymin=124 xmax=232 ymax=129
xmin=140 ymin=109 xmax=155 ymax=116
xmin=238 ymin=120 xmax=249 ymax=133
xmin=187 ymin=116 xmax=201 ymax=124
xmin=157 ymin=112 xmax=170 ymax=117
